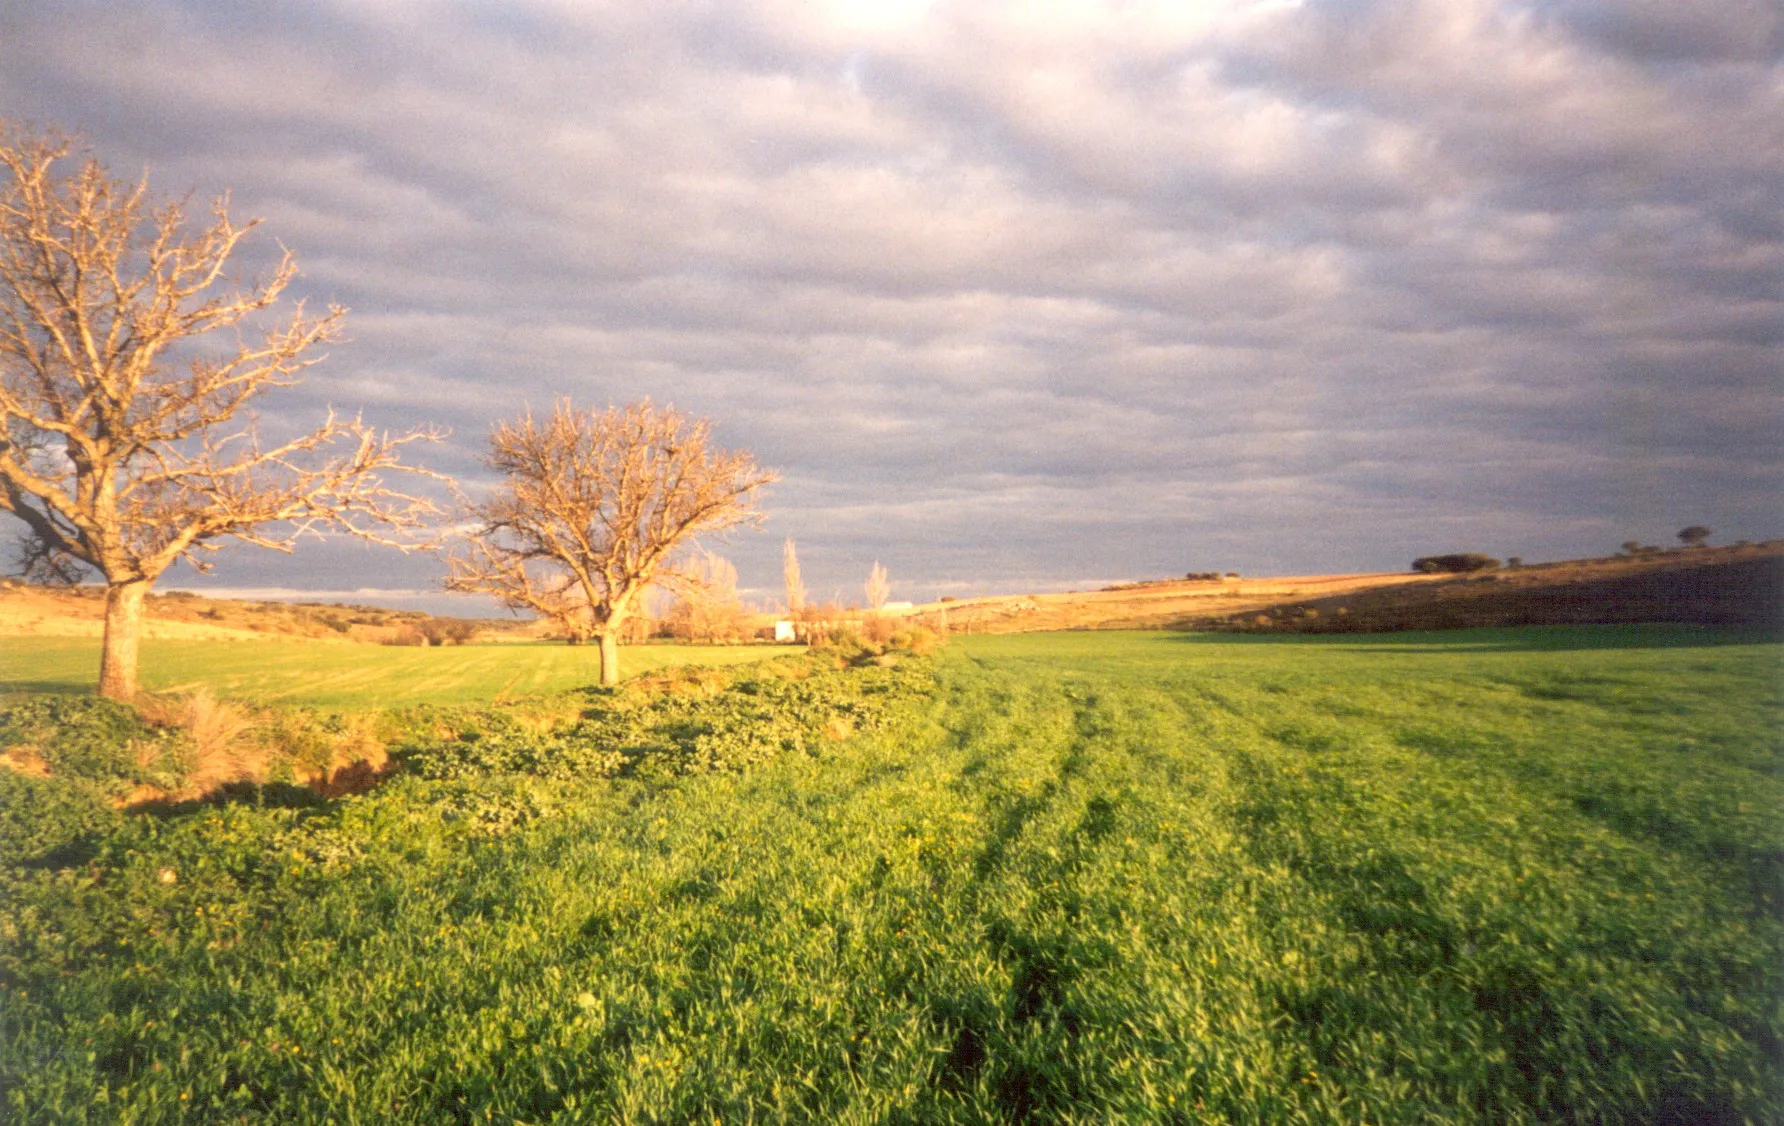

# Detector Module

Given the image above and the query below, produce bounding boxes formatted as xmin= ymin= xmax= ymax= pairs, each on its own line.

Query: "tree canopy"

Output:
xmin=0 ymin=121 xmax=437 ymax=699
xmin=446 ymin=399 xmax=775 ymax=685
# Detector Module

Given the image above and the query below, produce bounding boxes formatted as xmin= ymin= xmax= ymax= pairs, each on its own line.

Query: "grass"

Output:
xmin=0 ymin=637 xmax=797 ymax=707
xmin=2 ymin=625 xmax=1780 ymax=1123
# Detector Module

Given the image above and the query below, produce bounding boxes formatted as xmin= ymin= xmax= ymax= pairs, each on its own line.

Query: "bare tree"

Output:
xmin=865 ymin=560 xmax=890 ymax=612
xmin=445 ymin=399 xmax=775 ymax=685
xmin=667 ymin=548 xmax=748 ymax=642
xmin=0 ymin=123 xmax=438 ymax=700
xmin=783 ymin=537 xmax=805 ymax=615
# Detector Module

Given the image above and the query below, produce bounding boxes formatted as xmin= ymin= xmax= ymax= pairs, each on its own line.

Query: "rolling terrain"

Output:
xmin=0 ymin=582 xmax=513 ymax=645
xmin=903 ymin=544 xmax=1784 ymax=636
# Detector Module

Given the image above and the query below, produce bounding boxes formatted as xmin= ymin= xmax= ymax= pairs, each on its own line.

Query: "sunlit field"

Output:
xmin=3 ymin=625 xmax=1780 ymax=1123
xmin=0 ymin=637 xmax=797 ymax=707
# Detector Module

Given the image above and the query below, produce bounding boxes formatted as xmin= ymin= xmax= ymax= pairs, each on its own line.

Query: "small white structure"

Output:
xmin=773 ymin=619 xmax=797 ymax=642
xmin=881 ymin=601 xmax=916 ymax=614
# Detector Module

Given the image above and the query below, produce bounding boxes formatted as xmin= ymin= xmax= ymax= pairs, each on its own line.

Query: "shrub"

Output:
xmin=888 ymin=625 xmax=942 ymax=656
xmin=812 ymin=628 xmax=880 ymax=667
xmin=1412 ymin=553 xmax=1501 ymax=574
xmin=0 ymin=696 xmax=188 ymax=796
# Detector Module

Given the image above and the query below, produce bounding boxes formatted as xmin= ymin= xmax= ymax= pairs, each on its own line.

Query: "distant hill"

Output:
xmin=0 ymin=583 xmax=527 ymax=645
xmin=1189 ymin=545 xmax=1784 ymax=635
xmin=892 ymin=543 xmax=1784 ymax=636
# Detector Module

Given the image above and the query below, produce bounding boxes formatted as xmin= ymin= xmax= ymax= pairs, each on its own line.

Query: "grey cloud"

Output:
xmin=2 ymin=0 xmax=1778 ymax=607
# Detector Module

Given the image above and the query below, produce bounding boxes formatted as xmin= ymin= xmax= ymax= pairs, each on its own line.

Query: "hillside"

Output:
xmin=896 ymin=543 xmax=1784 ymax=636
xmin=0 ymin=582 xmax=521 ymax=645
xmin=901 ymin=571 xmax=1451 ymax=634
xmin=1192 ymin=546 xmax=1784 ymax=635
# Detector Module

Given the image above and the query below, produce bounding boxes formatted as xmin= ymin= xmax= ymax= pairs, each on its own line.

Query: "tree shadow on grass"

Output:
xmin=0 ymin=678 xmax=94 ymax=697
xmin=123 ymin=780 xmax=334 ymax=819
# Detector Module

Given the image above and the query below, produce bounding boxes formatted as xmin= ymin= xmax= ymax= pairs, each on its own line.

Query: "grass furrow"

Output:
xmin=2 ymin=626 xmax=1778 ymax=1122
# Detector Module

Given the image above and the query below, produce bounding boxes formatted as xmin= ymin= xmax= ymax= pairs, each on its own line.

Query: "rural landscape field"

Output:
xmin=4 ymin=2 xmax=1783 ymax=1123
xmin=3 ymin=602 xmax=1781 ymax=1123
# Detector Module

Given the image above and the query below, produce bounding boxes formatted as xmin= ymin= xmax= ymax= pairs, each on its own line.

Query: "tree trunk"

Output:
xmin=99 ymin=579 xmax=151 ymax=701
xmin=597 ymin=629 xmax=620 ymax=687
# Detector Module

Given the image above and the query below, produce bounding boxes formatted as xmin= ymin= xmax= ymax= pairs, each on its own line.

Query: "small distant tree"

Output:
xmin=1678 ymin=525 xmax=1712 ymax=548
xmin=419 ymin=618 xmax=477 ymax=646
xmin=0 ymin=122 xmax=438 ymax=700
xmin=865 ymin=561 xmax=890 ymax=611
xmin=783 ymin=537 xmax=806 ymax=616
xmin=1412 ymin=553 xmax=1500 ymax=574
xmin=446 ymin=400 xmax=775 ymax=685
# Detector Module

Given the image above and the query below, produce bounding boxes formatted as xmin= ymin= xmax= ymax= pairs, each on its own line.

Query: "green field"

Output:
xmin=1 ymin=637 xmax=796 ymax=707
xmin=3 ymin=626 xmax=1780 ymax=1123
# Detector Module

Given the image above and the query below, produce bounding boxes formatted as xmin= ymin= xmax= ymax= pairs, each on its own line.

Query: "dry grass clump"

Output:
xmin=0 ymin=745 xmax=51 ymax=777
xmin=137 ymin=689 xmax=268 ymax=796
xmin=134 ymin=689 xmax=391 ymax=800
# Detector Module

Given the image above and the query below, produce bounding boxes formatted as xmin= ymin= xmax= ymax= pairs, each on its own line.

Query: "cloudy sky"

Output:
xmin=3 ymin=0 xmax=1780 ymax=611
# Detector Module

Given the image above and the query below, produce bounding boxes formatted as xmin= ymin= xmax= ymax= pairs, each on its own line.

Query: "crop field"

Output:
xmin=0 ymin=637 xmax=793 ymax=708
xmin=2 ymin=625 xmax=1780 ymax=1123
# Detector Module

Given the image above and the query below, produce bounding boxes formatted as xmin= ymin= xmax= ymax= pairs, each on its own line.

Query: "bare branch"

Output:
xmin=0 ymin=120 xmax=445 ymax=699
xmin=446 ymin=399 xmax=775 ymax=682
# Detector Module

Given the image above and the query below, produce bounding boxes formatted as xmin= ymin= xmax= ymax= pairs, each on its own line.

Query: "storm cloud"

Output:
xmin=3 ymin=0 xmax=1779 ymax=608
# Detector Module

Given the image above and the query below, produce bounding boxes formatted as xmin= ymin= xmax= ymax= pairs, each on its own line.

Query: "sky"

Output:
xmin=2 ymin=0 xmax=1780 ymax=614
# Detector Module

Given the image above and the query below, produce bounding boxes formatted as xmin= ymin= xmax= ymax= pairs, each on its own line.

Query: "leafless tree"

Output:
xmin=783 ymin=537 xmax=805 ymax=615
xmin=667 ymin=548 xmax=749 ymax=642
xmin=865 ymin=560 xmax=890 ymax=612
xmin=445 ymin=399 xmax=775 ymax=685
xmin=0 ymin=122 xmax=439 ymax=700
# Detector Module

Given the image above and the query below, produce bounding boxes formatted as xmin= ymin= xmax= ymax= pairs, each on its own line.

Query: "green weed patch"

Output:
xmin=1 ymin=626 xmax=1779 ymax=1123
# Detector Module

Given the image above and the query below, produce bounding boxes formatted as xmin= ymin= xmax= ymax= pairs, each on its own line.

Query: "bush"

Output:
xmin=812 ymin=628 xmax=880 ymax=667
xmin=888 ymin=625 xmax=942 ymax=656
xmin=0 ymin=696 xmax=188 ymax=796
xmin=1412 ymin=553 xmax=1501 ymax=574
